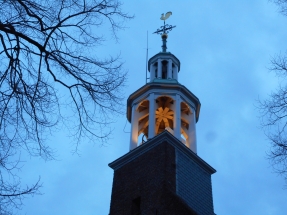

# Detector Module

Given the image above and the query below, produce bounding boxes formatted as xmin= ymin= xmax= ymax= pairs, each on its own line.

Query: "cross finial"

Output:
xmin=153 ymin=11 xmax=176 ymax=52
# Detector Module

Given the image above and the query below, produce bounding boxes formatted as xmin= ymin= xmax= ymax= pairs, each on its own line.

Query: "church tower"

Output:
xmin=109 ymin=12 xmax=216 ymax=215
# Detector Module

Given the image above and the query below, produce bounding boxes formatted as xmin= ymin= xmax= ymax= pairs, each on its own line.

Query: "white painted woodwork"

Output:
xmin=173 ymin=66 xmax=178 ymax=80
xmin=129 ymin=93 xmax=197 ymax=153
xmin=168 ymin=59 xmax=172 ymax=79
xmin=174 ymin=94 xmax=181 ymax=140
xmin=148 ymin=93 xmax=156 ymax=139
xmin=187 ymin=110 xmax=197 ymax=153
xmin=157 ymin=59 xmax=162 ymax=79
xmin=129 ymin=51 xmax=198 ymax=153
xmin=150 ymin=64 xmax=155 ymax=81
xmin=130 ymin=104 xmax=139 ymax=150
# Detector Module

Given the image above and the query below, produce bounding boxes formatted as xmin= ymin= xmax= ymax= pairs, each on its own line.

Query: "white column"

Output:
xmin=187 ymin=109 xmax=197 ymax=153
xmin=130 ymin=104 xmax=139 ymax=150
xmin=157 ymin=59 xmax=162 ymax=79
xmin=173 ymin=94 xmax=181 ymax=140
xmin=148 ymin=93 xmax=155 ymax=139
xmin=150 ymin=64 xmax=155 ymax=82
xmin=168 ymin=59 xmax=172 ymax=79
xmin=173 ymin=65 xmax=178 ymax=80
xmin=169 ymin=98 xmax=175 ymax=133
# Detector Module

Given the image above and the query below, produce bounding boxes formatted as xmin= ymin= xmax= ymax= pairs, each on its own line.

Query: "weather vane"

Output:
xmin=153 ymin=11 xmax=176 ymax=52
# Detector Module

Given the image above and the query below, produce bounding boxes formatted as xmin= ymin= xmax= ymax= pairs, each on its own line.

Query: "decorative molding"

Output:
xmin=126 ymin=82 xmax=201 ymax=123
xmin=109 ymin=130 xmax=216 ymax=174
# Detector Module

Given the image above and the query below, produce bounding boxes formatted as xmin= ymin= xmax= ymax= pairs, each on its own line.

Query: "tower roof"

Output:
xmin=126 ymin=82 xmax=201 ymax=123
xmin=148 ymin=52 xmax=180 ymax=72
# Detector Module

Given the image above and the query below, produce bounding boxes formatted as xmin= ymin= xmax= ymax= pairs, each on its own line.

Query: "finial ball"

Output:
xmin=161 ymin=33 xmax=168 ymax=39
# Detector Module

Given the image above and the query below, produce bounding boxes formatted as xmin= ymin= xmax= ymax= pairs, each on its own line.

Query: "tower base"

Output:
xmin=109 ymin=131 xmax=216 ymax=215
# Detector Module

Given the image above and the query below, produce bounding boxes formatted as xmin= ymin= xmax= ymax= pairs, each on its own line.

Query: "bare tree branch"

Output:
xmin=259 ymin=0 xmax=287 ymax=187
xmin=0 ymin=0 xmax=132 ymax=213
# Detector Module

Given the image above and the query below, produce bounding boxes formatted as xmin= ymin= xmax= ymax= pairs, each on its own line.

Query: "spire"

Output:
xmin=153 ymin=11 xmax=176 ymax=52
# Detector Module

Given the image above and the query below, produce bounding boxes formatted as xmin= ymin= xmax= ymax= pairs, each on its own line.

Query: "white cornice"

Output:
xmin=108 ymin=131 xmax=216 ymax=174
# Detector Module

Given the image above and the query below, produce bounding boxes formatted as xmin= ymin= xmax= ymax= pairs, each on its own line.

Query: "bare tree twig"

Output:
xmin=0 ymin=0 xmax=133 ymax=213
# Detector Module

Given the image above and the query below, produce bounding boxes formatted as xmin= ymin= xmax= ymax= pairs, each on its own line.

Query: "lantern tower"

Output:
xmin=127 ymin=12 xmax=200 ymax=153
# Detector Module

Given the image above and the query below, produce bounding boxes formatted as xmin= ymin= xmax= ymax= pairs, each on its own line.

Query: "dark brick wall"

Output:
xmin=160 ymin=187 xmax=198 ymax=215
xmin=176 ymin=150 xmax=215 ymax=215
xmin=109 ymin=141 xmax=178 ymax=215
xmin=109 ymin=138 xmax=214 ymax=215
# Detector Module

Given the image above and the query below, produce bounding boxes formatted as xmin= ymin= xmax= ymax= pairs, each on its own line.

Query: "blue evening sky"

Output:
xmin=20 ymin=1 xmax=287 ymax=214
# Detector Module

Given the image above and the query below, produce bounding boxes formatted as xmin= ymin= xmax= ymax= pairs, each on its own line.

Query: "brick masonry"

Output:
xmin=176 ymin=150 xmax=215 ymax=215
xmin=109 ymin=132 xmax=215 ymax=215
